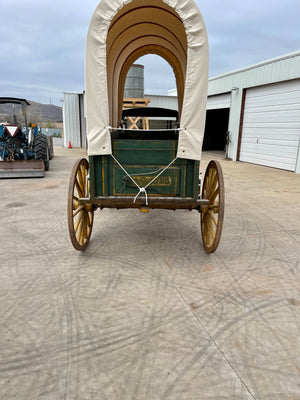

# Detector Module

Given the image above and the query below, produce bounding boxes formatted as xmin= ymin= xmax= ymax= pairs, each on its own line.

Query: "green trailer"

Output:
xmin=67 ymin=0 xmax=225 ymax=253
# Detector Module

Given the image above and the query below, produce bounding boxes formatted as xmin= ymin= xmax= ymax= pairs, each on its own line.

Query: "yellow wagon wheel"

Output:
xmin=201 ymin=160 xmax=225 ymax=253
xmin=68 ymin=158 xmax=94 ymax=251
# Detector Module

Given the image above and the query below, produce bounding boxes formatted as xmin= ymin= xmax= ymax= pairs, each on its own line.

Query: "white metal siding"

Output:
xmin=207 ymin=93 xmax=231 ymax=110
xmin=63 ymin=93 xmax=81 ymax=148
xmin=79 ymin=94 xmax=87 ymax=148
xmin=145 ymin=94 xmax=178 ymax=110
xmin=240 ymin=80 xmax=300 ymax=171
xmin=63 ymin=92 xmax=87 ymax=148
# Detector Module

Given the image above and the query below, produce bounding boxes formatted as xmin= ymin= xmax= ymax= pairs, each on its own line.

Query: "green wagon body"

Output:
xmin=89 ymin=136 xmax=199 ymax=201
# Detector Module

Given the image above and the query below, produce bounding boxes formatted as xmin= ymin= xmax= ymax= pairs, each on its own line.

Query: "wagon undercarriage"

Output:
xmin=67 ymin=156 xmax=224 ymax=253
xmin=78 ymin=196 xmax=210 ymax=210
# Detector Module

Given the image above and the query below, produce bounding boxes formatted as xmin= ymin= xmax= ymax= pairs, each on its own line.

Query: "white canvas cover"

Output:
xmin=85 ymin=0 xmax=209 ymax=160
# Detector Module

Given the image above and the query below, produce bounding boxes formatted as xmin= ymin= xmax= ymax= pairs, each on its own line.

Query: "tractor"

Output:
xmin=0 ymin=97 xmax=53 ymax=178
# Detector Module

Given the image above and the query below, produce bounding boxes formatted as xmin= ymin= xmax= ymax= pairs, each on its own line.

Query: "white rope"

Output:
xmin=110 ymin=154 xmax=139 ymax=188
xmin=111 ymin=153 xmax=178 ymax=206
xmin=108 ymin=126 xmax=180 ymax=205
xmin=142 ymin=156 xmax=178 ymax=190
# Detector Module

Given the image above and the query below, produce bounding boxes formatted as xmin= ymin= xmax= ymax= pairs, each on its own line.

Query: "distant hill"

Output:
xmin=0 ymin=100 xmax=62 ymax=124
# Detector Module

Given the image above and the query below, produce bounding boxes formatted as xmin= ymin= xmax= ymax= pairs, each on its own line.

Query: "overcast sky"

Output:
xmin=0 ymin=0 xmax=299 ymax=106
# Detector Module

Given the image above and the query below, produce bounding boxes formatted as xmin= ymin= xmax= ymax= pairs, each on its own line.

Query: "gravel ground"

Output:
xmin=0 ymin=147 xmax=300 ymax=400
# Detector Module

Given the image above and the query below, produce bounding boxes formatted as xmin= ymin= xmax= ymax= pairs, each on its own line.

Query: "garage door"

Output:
xmin=207 ymin=93 xmax=231 ymax=110
xmin=239 ymin=80 xmax=300 ymax=171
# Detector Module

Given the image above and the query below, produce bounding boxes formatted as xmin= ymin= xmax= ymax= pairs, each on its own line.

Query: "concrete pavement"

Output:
xmin=0 ymin=146 xmax=300 ymax=399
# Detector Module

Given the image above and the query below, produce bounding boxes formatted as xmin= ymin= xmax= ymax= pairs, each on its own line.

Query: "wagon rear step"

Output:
xmin=0 ymin=160 xmax=45 ymax=178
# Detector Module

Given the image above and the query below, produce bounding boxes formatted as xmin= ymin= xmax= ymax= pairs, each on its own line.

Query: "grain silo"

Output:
xmin=124 ymin=64 xmax=144 ymax=98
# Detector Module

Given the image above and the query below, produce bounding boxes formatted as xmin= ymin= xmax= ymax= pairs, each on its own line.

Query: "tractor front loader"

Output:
xmin=0 ymin=97 xmax=51 ymax=178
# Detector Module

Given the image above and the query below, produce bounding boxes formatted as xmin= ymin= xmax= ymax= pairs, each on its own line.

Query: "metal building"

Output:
xmin=207 ymin=51 xmax=300 ymax=173
xmin=63 ymin=92 xmax=86 ymax=149
xmin=144 ymin=94 xmax=178 ymax=110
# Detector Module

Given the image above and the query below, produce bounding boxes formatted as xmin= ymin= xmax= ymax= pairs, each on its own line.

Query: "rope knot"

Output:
xmin=111 ymin=154 xmax=177 ymax=207
xmin=134 ymin=187 xmax=148 ymax=205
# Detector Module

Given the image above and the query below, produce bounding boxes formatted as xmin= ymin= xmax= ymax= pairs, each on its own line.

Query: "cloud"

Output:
xmin=137 ymin=55 xmax=176 ymax=95
xmin=200 ymin=0 xmax=300 ymax=75
xmin=0 ymin=0 xmax=299 ymax=104
xmin=0 ymin=0 xmax=93 ymax=104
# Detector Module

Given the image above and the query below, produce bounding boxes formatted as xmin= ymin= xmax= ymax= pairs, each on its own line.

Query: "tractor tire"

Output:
xmin=47 ymin=136 xmax=54 ymax=160
xmin=34 ymin=134 xmax=50 ymax=171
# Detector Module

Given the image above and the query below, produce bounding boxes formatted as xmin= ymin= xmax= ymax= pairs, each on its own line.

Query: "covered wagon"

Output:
xmin=67 ymin=0 xmax=225 ymax=252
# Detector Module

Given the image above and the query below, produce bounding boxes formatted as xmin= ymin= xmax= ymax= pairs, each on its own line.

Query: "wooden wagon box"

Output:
xmin=89 ymin=136 xmax=199 ymax=199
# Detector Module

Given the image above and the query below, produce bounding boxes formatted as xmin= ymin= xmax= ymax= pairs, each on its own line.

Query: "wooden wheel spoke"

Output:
xmin=208 ymin=205 xmax=219 ymax=216
xmin=203 ymin=215 xmax=213 ymax=247
xmin=207 ymin=168 xmax=213 ymax=192
xmin=74 ymin=210 xmax=84 ymax=233
xmin=75 ymin=222 xmax=82 ymax=241
xmin=73 ymin=195 xmax=79 ymax=209
xmin=78 ymin=166 xmax=85 ymax=192
xmin=75 ymin=178 xmax=84 ymax=198
xmin=73 ymin=204 xmax=84 ymax=217
xmin=87 ymin=212 xmax=92 ymax=227
xmin=80 ymin=168 xmax=89 ymax=197
xmin=87 ymin=177 xmax=90 ymax=197
xmin=208 ymin=209 xmax=218 ymax=226
xmin=81 ymin=167 xmax=88 ymax=197
xmin=207 ymin=167 xmax=213 ymax=187
xmin=210 ymin=186 xmax=219 ymax=203
xmin=209 ymin=172 xmax=218 ymax=196
xmin=207 ymin=217 xmax=216 ymax=243
xmin=203 ymin=181 xmax=210 ymax=199
xmin=85 ymin=215 xmax=89 ymax=240
xmin=80 ymin=215 xmax=87 ymax=244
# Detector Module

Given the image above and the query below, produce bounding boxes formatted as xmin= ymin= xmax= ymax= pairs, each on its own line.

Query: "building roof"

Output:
xmin=209 ymin=50 xmax=300 ymax=82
